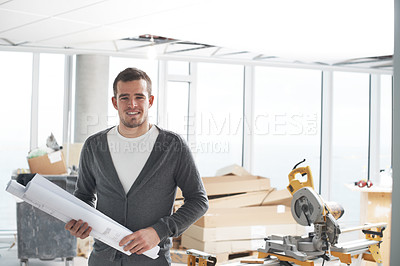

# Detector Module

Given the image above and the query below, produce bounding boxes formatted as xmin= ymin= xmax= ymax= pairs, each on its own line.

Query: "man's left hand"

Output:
xmin=119 ymin=227 xmax=160 ymax=254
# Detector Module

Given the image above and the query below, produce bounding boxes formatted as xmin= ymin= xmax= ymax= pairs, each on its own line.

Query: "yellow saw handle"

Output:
xmin=287 ymin=166 xmax=314 ymax=195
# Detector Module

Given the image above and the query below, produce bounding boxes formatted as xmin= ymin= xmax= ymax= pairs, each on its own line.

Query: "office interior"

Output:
xmin=0 ymin=0 xmax=399 ymax=265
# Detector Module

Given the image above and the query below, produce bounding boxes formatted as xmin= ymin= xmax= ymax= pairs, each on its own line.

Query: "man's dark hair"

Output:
xmin=113 ymin=67 xmax=152 ymax=97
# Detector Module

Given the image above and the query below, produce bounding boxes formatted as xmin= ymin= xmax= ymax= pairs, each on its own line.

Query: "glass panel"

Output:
xmin=253 ymin=67 xmax=321 ymax=190
xmin=165 ymin=81 xmax=189 ymax=140
xmin=331 ymin=71 xmax=369 ymax=227
xmin=0 ymin=51 xmax=32 ymax=230
xmin=379 ymin=75 xmax=392 ymax=186
xmin=109 ymin=58 xmax=158 ymax=127
xmin=38 ymin=53 xmax=65 ymax=147
xmin=195 ymin=63 xmax=244 ymax=177
xmin=168 ymin=61 xmax=190 ymax=75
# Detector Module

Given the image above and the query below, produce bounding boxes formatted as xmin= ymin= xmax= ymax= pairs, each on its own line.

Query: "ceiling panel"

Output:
xmin=67 ymin=40 xmax=118 ymax=52
xmin=1 ymin=17 xmax=95 ymax=44
xmin=41 ymin=25 xmax=131 ymax=47
xmin=0 ymin=0 xmax=105 ymax=16
xmin=0 ymin=0 xmax=394 ymax=67
xmin=57 ymin=0 xmax=197 ymax=26
xmin=0 ymin=8 xmax=45 ymax=33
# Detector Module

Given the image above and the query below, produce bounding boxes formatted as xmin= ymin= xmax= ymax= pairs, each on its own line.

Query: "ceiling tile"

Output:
xmin=66 ymin=40 xmax=118 ymax=52
xmin=58 ymin=0 xmax=200 ymax=27
xmin=0 ymin=0 xmax=105 ymax=16
xmin=0 ymin=8 xmax=45 ymax=32
xmin=38 ymin=25 xmax=131 ymax=47
xmin=1 ymin=17 xmax=95 ymax=44
xmin=58 ymin=0 xmax=155 ymax=25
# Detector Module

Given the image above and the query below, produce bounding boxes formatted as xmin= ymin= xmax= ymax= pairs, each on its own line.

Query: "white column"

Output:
xmin=319 ymin=71 xmax=333 ymax=199
xmin=74 ymin=54 xmax=109 ymax=143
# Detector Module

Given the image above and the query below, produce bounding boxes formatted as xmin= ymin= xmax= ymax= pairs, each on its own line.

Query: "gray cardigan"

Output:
xmin=74 ymin=126 xmax=208 ymax=263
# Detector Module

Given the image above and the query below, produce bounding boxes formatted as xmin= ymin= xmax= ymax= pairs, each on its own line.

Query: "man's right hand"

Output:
xmin=65 ymin=219 xmax=92 ymax=239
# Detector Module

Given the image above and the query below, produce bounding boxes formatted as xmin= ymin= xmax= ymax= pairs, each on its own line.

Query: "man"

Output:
xmin=65 ymin=67 xmax=209 ymax=265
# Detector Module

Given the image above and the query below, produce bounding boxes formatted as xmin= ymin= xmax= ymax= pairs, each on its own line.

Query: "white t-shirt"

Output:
xmin=107 ymin=125 xmax=159 ymax=194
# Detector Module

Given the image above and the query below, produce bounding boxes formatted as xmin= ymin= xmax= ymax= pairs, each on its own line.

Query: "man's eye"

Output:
xmin=121 ymin=97 xmax=128 ymax=100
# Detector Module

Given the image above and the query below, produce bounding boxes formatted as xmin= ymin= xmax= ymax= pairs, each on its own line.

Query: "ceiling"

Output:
xmin=0 ymin=0 xmax=394 ymax=71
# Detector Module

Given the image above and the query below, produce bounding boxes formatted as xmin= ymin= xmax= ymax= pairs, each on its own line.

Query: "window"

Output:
xmin=195 ymin=63 xmax=244 ymax=177
xmin=379 ymin=75 xmax=392 ymax=185
xmin=168 ymin=61 xmax=190 ymax=75
xmin=0 ymin=51 xmax=32 ymax=230
xmin=38 ymin=53 xmax=65 ymax=146
xmin=165 ymin=81 xmax=190 ymax=139
xmin=331 ymin=71 xmax=370 ymax=227
xmin=253 ymin=67 xmax=321 ymax=190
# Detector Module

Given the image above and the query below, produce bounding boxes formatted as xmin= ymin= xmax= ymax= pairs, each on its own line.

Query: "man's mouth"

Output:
xmin=127 ymin=111 xmax=139 ymax=115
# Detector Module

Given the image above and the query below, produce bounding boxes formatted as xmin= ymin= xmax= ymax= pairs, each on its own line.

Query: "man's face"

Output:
xmin=112 ymin=79 xmax=154 ymax=129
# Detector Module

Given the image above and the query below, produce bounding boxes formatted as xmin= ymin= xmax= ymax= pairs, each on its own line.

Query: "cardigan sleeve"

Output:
xmin=74 ymin=138 xmax=97 ymax=208
xmin=151 ymin=137 xmax=208 ymax=241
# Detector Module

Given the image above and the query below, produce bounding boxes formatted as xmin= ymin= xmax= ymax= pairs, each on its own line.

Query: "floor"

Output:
xmin=0 ymin=237 xmax=188 ymax=266
xmin=0 ymin=246 xmax=351 ymax=266
xmin=0 ymin=236 xmax=355 ymax=266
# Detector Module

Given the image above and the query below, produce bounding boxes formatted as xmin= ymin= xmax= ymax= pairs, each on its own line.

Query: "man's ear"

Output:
xmin=148 ymin=95 xmax=154 ymax=108
xmin=112 ymin=96 xmax=118 ymax=110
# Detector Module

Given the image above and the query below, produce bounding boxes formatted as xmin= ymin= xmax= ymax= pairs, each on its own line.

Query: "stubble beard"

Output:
xmin=121 ymin=112 xmax=147 ymax=129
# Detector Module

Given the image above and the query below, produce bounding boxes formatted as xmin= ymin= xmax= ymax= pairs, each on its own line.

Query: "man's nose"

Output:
xmin=128 ymin=99 xmax=138 ymax=107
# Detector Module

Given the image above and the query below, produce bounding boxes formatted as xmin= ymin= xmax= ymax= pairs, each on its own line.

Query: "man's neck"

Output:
xmin=118 ymin=123 xmax=152 ymax=138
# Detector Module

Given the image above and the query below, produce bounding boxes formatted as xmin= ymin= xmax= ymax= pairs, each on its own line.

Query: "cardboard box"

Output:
xmin=205 ymin=188 xmax=292 ymax=209
xmin=62 ymin=143 xmax=83 ymax=167
xmin=215 ymin=164 xmax=251 ymax=176
xmin=208 ymin=189 xmax=274 ymax=208
xmin=183 ymin=224 xmax=305 ymax=242
xmin=176 ymin=175 xmax=271 ymax=199
xmin=194 ymin=205 xmax=295 ymax=228
xmin=256 ymin=189 xmax=292 ymax=207
xmin=170 ymin=249 xmax=188 ymax=264
xmin=28 ymin=151 xmax=67 ymax=175
xmin=181 ymin=234 xmax=265 ymax=254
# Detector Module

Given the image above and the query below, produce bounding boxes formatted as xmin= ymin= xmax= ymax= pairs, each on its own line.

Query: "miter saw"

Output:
xmin=258 ymin=160 xmax=386 ymax=265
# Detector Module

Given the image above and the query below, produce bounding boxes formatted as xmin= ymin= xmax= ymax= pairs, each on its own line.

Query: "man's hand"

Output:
xmin=65 ymin=219 xmax=92 ymax=239
xmin=119 ymin=227 xmax=160 ymax=255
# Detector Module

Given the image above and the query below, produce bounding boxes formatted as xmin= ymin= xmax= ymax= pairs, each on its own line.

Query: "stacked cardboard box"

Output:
xmin=176 ymin=165 xmax=305 ymax=260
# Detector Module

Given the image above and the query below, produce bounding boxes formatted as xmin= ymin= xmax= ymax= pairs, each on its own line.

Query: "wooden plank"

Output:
xmin=194 ymin=205 xmax=295 ymax=227
xmin=183 ymin=224 xmax=305 ymax=242
xmin=215 ymin=164 xmax=251 ymax=176
xmin=208 ymin=189 xmax=274 ymax=208
xmin=176 ymin=175 xmax=271 ymax=199
xmin=181 ymin=235 xmax=264 ymax=254
xmin=257 ymin=189 xmax=292 ymax=207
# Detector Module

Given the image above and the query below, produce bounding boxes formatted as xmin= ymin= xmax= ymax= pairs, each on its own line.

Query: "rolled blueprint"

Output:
xmin=6 ymin=174 xmax=159 ymax=259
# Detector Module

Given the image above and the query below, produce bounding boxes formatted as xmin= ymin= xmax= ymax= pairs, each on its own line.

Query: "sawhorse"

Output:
xmin=186 ymin=249 xmax=217 ymax=266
